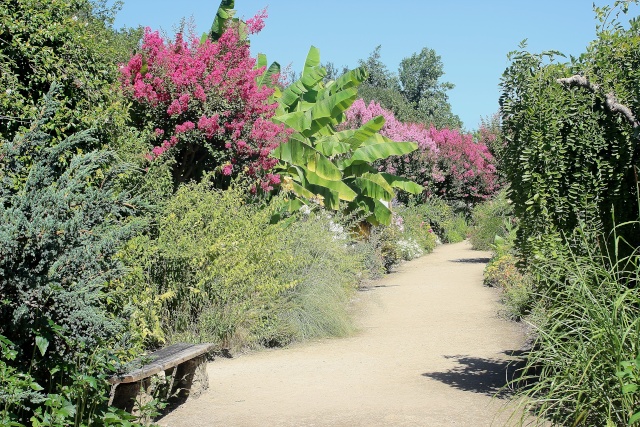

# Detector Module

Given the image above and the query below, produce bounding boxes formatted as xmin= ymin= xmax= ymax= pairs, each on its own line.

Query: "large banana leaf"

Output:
xmin=307 ymin=88 xmax=358 ymax=135
xmin=302 ymin=46 xmax=321 ymax=79
xmin=273 ymin=110 xmax=312 ymax=133
xmin=255 ymin=56 xmax=281 ymax=89
xmin=305 ymin=169 xmax=357 ymax=201
xmin=352 ymin=172 xmax=395 ymax=201
xmin=315 ymin=135 xmax=351 ymax=157
xmin=326 ymin=66 xmax=368 ymax=96
xmin=307 ymin=152 xmax=342 ymax=181
xmin=380 ymin=172 xmax=424 ymax=194
xmin=209 ymin=0 xmax=236 ymax=40
xmin=344 ymin=140 xmax=418 ymax=166
xmin=279 ymin=67 xmax=326 ymax=109
xmin=272 ymin=137 xmax=341 ymax=181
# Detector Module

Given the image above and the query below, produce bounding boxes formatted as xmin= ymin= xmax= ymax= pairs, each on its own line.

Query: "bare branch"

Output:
xmin=557 ymin=75 xmax=639 ymax=129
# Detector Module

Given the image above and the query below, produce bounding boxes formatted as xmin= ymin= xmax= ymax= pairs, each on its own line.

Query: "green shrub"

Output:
xmin=469 ymin=189 xmax=513 ymax=250
xmin=500 ymin=5 xmax=640 ymax=262
xmin=395 ymin=205 xmax=438 ymax=254
xmin=405 ymin=197 xmax=468 ymax=243
xmin=0 ymin=87 xmax=147 ymax=426
xmin=120 ymin=182 xmax=372 ymax=351
xmin=0 ymin=88 xmax=145 ymax=367
xmin=514 ymin=226 xmax=640 ymax=426
xmin=484 ymin=254 xmax=532 ymax=320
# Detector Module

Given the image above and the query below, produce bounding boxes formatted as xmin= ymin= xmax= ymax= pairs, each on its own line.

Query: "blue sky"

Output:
xmin=113 ymin=1 xmax=635 ymax=130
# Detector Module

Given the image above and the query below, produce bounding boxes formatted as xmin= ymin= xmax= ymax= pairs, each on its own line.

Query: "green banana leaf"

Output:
xmin=279 ymin=67 xmax=326 ymax=109
xmin=272 ymin=137 xmax=341 ymax=181
xmin=326 ymin=66 xmax=368 ymax=96
xmin=302 ymin=46 xmax=321 ymax=79
xmin=315 ymin=135 xmax=351 ymax=157
xmin=373 ymin=199 xmax=393 ymax=225
xmin=307 ymin=152 xmax=342 ymax=181
xmin=307 ymin=184 xmax=340 ymax=210
xmin=209 ymin=0 xmax=235 ymax=40
xmin=273 ymin=110 xmax=312 ymax=133
xmin=308 ymin=88 xmax=358 ymax=135
xmin=305 ymin=169 xmax=357 ymax=201
xmin=352 ymin=172 xmax=395 ymax=201
xmin=342 ymin=163 xmax=376 ymax=177
xmin=380 ymin=172 xmax=424 ymax=194
xmin=344 ymin=140 xmax=418 ymax=166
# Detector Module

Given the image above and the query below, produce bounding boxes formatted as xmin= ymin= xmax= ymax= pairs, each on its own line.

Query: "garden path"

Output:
xmin=158 ymin=241 xmax=536 ymax=426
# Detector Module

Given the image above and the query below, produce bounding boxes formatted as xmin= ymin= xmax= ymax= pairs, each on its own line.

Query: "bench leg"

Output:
xmin=172 ymin=354 xmax=209 ymax=401
xmin=109 ymin=381 xmax=141 ymax=413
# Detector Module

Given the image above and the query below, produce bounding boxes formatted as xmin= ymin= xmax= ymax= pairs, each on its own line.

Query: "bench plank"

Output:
xmin=111 ymin=343 xmax=214 ymax=384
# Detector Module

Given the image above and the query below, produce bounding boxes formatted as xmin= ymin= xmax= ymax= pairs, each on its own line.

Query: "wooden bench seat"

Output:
xmin=109 ymin=342 xmax=215 ymax=414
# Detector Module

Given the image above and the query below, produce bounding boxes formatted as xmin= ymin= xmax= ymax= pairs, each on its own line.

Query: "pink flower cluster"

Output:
xmin=120 ymin=12 xmax=289 ymax=187
xmin=342 ymin=99 xmax=499 ymax=203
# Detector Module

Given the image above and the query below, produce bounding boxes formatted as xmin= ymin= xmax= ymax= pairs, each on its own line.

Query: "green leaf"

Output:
xmin=379 ymin=172 xmax=424 ymax=194
xmin=303 ymin=46 xmax=321 ymax=79
xmin=315 ymin=135 xmax=351 ymax=157
xmin=345 ymin=140 xmax=418 ymax=166
xmin=209 ymin=0 xmax=235 ymax=41
xmin=353 ymin=172 xmax=395 ymax=201
xmin=326 ymin=66 xmax=368 ymax=96
xmin=629 ymin=411 xmax=640 ymax=425
xmin=35 ymin=336 xmax=49 ymax=357
xmin=273 ymin=111 xmax=312 ymax=132
xmin=305 ymin=170 xmax=357 ymax=201
xmin=622 ymin=384 xmax=638 ymax=394
xmin=307 ymin=152 xmax=342 ymax=181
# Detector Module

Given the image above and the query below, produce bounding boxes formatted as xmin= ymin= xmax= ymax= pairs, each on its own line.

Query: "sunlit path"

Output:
xmin=159 ymin=241 xmax=535 ymax=426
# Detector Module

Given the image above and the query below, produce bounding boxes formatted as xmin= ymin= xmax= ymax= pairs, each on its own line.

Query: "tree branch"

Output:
xmin=557 ymin=75 xmax=639 ymax=129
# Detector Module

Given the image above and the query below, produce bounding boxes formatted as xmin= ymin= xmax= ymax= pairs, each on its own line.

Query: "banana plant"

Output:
xmin=269 ymin=46 xmax=423 ymax=225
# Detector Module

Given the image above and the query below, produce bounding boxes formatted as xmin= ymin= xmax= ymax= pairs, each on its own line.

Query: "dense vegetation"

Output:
xmin=471 ymin=1 xmax=640 ymax=425
xmin=0 ymin=0 xmax=493 ymax=425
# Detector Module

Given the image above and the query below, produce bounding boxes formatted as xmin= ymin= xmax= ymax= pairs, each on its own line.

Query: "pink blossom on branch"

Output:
xmin=120 ymin=12 xmax=289 ymax=188
xmin=342 ymin=99 xmax=499 ymax=203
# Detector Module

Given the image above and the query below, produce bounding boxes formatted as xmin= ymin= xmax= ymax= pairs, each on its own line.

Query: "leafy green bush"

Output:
xmin=0 ymin=88 xmax=148 ymax=426
xmin=395 ymin=205 xmax=438 ymax=254
xmin=119 ymin=181 xmax=374 ymax=351
xmin=468 ymin=189 xmax=513 ymax=250
xmin=514 ymin=226 xmax=640 ymax=426
xmin=500 ymin=4 xmax=640 ymax=261
xmin=410 ymin=197 xmax=467 ymax=243
xmin=0 ymin=88 xmax=145 ymax=368
xmin=0 ymin=0 xmax=141 ymax=144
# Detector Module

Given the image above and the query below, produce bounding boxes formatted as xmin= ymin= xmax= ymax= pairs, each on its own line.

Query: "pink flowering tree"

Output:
xmin=120 ymin=13 xmax=288 ymax=190
xmin=428 ymin=127 xmax=499 ymax=204
xmin=343 ymin=99 xmax=499 ymax=204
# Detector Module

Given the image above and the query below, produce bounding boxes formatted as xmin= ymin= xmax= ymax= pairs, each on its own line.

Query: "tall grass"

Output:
xmin=514 ymin=224 xmax=640 ymax=426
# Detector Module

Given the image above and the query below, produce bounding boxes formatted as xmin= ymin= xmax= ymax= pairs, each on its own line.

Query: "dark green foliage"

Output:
xmin=0 ymin=87 xmax=146 ymax=387
xmin=469 ymin=189 xmax=513 ymax=251
xmin=500 ymin=26 xmax=640 ymax=261
xmin=399 ymin=47 xmax=462 ymax=129
xmin=355 ymin=46 xmax=461 ymax=128
xmin=0 ymin=0 xmax=142 ymax=144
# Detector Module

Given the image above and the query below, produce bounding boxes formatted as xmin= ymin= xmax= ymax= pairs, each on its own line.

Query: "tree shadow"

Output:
xmin=449 ymin=257 xmax=491 ymax=264
xmin=422 ymin=354 xmax=527 ymax=398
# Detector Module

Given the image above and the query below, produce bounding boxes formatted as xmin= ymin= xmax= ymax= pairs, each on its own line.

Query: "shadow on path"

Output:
xmin=422 ymin=354 xmax=526 ymax=398
xmin=449 ymin=257 xmax=492 ymax=264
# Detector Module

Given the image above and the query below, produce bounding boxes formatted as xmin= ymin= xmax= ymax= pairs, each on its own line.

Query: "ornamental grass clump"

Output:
xmin=513 ymin=224 xmax=640 ymax=426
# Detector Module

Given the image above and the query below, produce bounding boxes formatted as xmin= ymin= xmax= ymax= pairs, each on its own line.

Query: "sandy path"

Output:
xmin=158 ymin=241 xmax=534 ymax=426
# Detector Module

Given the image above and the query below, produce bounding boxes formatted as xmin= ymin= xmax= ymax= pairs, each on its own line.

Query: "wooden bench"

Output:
xmin=109 ymin=343 xmax=215 ymax=414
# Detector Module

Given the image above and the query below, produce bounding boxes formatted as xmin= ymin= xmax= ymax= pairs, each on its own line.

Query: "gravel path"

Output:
xmin=158 ymin=241 xmax=536 ymax=426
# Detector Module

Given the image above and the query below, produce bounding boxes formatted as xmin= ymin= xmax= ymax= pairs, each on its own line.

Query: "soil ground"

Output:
xmin=158 ymin=241 xmax=538 ymax=426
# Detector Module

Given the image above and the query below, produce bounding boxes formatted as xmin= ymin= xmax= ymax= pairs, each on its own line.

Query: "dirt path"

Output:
xmin=159 ymin=241 xmax=534 ymax=426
